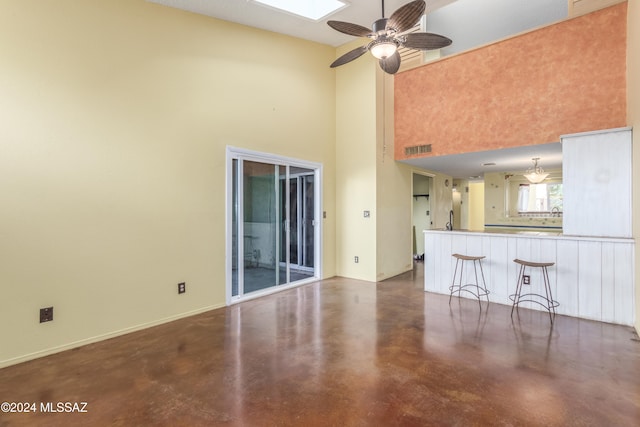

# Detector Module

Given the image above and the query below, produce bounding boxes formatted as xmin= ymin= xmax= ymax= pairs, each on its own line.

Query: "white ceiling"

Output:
xmin=148 ymin=0 xmax=458 ymax=47
xmin=399 ymin=143 xmax=563 ymax=180
xmin=147 ymin=0 xmax=569 ymax=179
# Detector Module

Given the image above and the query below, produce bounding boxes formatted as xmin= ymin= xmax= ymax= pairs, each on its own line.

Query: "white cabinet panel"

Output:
xmin=424 ymin=232 xmax=437 ymax=292
xmin=489 ymin=237 xmax=509 ymax=303
xmin=614 ymin=243 xmax=635 ymax=325
xmin=577 ymin=241 xmax=603 ymax=321
xmin=601 ymin=243 xmax=616 ymax=323
xmin=506 ymin=238 xmax=520 ymax=302
xmin=539 ymin=239 xmax=558 ymax=302
xmin=562 ymin=128 xmax=632 ymax=238
xmin=556 ymin=240 xmax=579 ymax=318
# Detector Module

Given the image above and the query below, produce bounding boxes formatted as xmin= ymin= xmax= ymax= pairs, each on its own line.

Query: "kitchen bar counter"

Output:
xmin=424 ymin=229 xmax=635 ymax=325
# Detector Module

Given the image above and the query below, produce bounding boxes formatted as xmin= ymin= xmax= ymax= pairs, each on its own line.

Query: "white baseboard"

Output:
xmin=0 ymin=304 xmax=224 ymax=369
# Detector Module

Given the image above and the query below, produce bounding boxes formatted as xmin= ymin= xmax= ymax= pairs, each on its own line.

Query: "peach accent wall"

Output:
xmin=395 ymin=2 xmax=627 ymax=160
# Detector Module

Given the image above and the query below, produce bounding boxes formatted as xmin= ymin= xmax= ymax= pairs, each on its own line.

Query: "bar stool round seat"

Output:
xmin=510 ymin=258 xmax=559 ymax=323
xmin=448 ymin=253 xmax=490 ymax=307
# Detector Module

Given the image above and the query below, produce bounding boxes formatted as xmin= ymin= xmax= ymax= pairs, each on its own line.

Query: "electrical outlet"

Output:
xmin=40 ymin=307 xmax=53 ymax=323
xmin=178 ymin=282 xmax=186 ymax=294
xmin=523 ymin=275 xmax=530 ymax=285
xmin=354 ymin=256 xmax=359 ymax=263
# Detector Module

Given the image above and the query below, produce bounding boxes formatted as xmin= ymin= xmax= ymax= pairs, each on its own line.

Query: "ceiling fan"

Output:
xmin=327 ymin=0 xmax=452 ymax=74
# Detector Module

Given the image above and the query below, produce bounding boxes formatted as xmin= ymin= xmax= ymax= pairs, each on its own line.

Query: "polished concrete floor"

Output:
xmin=1 ymin=264 xmax=639 ymax=426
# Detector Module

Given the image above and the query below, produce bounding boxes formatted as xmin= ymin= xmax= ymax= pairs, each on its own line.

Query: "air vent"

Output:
xmin=397 ymin=17 xmax=423 ymax=71
xmin=398 ymin=15 xmax=445 ymax=72
xmin=405 ymin=144 xmax=432 ymax=156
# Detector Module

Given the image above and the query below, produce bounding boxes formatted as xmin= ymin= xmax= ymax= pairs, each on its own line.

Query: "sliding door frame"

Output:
xmin=281 ymin=171 xmax=315 ymax=273
xmin=225 ymin=146 xmax=322 ymax=305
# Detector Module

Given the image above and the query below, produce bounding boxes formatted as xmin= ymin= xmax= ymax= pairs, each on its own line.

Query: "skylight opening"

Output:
xmin=252 ymin=0 xmax=349 ymax=21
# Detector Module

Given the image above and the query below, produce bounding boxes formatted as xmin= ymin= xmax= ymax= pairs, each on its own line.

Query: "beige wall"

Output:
xmin=375 ymin=71 xmax=414 ymax=280
xmin=0 ymin=0 xmax=337 ymax=367
xmin=628 ymin=0 xmax=640 ymax=333
xmin=335 ymin=41 xmax=378 ymax=281
xmin=334 ymin=43 xmax=440 ymax=281
xmin=468 ymin=182 xmax=485 ymax=231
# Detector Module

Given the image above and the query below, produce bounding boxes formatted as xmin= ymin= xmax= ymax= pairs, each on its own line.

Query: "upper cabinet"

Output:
xmin=562 ymin=127 xmax=632 ymax=238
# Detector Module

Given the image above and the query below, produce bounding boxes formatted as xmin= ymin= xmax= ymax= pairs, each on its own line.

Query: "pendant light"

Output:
xmin=523 ymin=157 xmax=549 ymax=184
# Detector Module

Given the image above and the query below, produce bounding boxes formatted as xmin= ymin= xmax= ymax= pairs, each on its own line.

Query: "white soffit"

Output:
xmin=399 ymin=143 xmax=563 ymax=180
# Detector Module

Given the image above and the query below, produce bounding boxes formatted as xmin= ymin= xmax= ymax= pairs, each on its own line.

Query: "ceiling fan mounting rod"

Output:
xmin=382 ymin=0 xmax=385 ymax=18
xmin=373 ymin=18 xmax=389 ymax=35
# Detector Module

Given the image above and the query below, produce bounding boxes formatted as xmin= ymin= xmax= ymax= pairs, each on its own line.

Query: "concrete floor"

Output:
xmin=1 ymin=264 xmax=639 ymax=426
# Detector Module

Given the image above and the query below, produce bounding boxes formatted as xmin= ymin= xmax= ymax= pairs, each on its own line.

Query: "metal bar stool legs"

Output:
xmin=448 ymin=254 xmax=490 ymax=307
xmin=510 ymin=259 xmax=559 ymax=323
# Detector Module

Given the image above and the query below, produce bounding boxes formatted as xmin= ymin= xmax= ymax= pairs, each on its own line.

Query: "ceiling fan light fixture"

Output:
xmin=523 ymin=157 xmax=549 ymax=184
xmin=326 ymin=1 xmax=451 ymax=74
xmin=370 ymin=38 xmax=397 ymax=59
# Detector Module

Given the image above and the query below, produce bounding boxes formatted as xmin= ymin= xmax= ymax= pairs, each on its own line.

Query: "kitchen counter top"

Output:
xmin=425 ymin=228 xmax=632 ymax=243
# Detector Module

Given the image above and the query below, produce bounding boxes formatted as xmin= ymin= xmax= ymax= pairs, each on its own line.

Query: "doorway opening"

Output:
xmin=412 ymin=173 xmax=433 ymax=260
xmin=226 ymin=147 xmax=321 ymax=304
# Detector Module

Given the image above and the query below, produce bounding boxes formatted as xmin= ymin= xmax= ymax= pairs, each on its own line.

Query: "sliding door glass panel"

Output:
xmin=276 ymin=166 xmax=287 ymax=286
xmin=288 ymin=167 xmax=315 ymax=282
xmin=242 ymin=160 xmax=280 ymax=294
xmin=289 ymin=177 xmax=299 ymax=266
xmin=232 ymin=159 xmax=239 ymax=297
xmin=278 ymin=175 xmax=293 ymax=285
xmin=303 ymin=174 xmax=315 ymax=268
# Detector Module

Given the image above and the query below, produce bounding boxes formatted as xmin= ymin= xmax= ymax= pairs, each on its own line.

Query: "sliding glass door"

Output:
xmin=280 ymin=168 xmax=315 ymax=278
xmin=228 ymin=148 xmax=320 ymax=303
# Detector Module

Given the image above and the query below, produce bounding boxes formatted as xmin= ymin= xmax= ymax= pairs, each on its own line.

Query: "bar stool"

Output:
xmin=510 ymin=259 xmax=559 ymax=323
xmin=448 ymin=254 xmax=490 ymax=307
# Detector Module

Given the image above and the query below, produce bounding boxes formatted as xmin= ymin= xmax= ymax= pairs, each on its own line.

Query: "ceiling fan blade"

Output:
xmin=387 ymin=0 xmax=426 ymax=33
xmin=403 ymin=32 xmax=452 ymax=50
xmin=327 ymin=20 xmax=373 ymax=37
xmin=379 ymin=51 xmax=401 ymax=74
xmin=330 ymin=45 xmax=369 ymax=68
